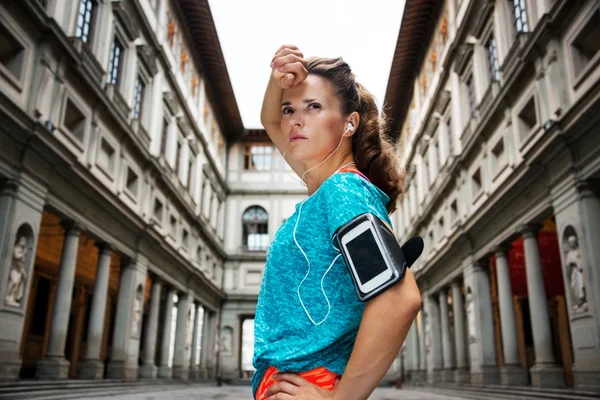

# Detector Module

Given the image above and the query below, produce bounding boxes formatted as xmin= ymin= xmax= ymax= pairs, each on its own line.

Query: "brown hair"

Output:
xmin=306 ymin=57 xmax=405 ymax=213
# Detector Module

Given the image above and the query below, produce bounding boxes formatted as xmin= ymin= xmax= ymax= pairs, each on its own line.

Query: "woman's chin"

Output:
xmin=285 ymin=148 xmax=312 ymax=163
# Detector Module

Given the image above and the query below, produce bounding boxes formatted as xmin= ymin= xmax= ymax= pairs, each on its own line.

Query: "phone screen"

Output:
xmin=346 ymin=229 xmax=388 ymax=285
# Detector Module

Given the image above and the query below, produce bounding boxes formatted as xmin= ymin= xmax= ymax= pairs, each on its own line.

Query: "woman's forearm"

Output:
xmin=260 ymin=76 xmax=283 ymax=130
xmin=333 ymin=269 xmax=422 ymax=400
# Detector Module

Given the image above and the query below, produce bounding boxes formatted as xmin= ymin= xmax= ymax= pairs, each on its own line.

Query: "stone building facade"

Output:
xmin=385 ymin=0 xmax=600 ymax=391
xmin=0 ymin=0 xmax=236 ymax=381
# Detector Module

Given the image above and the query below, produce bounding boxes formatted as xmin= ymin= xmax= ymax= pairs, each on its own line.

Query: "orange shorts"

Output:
xmin=255 ymin=366 xmax=340 ymax=400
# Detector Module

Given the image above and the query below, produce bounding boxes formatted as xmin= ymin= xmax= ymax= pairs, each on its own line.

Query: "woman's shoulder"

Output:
xmin=322 ymin=171 xmax=390 ymax=206
xmin=321 ymin=171 xmax=366 ymax=192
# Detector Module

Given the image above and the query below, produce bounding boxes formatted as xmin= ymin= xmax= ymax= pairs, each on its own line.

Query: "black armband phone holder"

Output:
xmin=332 ymin=213 xmax=408 ymax=302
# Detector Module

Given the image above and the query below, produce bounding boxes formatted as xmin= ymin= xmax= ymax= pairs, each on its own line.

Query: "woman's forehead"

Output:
xmin=282 ymin=75 xmax=336 ymax=102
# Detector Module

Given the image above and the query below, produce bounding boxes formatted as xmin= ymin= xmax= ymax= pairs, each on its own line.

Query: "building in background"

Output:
xmin=0 ymin=0 xmax=240 ymax=381
xmin=385 ymin=0 xmax=600 ymax=391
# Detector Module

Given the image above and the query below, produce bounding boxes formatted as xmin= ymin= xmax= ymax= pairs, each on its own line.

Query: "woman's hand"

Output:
xmin=265 ymin=373 xmax=336 ymax=400
xmin=270 ymin=45 xmax=308 ymax=90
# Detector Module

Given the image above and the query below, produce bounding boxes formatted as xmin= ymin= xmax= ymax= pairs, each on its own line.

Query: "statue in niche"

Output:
xmin=466 ymin=287 xmax=477 ymax=343
xmin=4 ymin=236 xmax=28 ymax=307
xmin=131 ymin=291 xmax=142 ymax=337
xmin=221 ymin=328 xmax=232 ymax=355
xmin=565 ymin=234 xmax=588 ymax=313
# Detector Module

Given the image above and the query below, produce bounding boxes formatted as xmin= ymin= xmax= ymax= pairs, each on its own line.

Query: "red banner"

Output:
xmin=507 ymin=219 xmax=565 ymax=297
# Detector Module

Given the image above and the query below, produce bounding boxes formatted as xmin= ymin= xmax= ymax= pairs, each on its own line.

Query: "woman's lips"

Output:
xmin=289 ymin=136 xmax=307 ymax=142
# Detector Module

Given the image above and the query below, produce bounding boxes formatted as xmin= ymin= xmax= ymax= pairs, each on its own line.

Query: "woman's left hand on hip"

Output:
xmin=265 ymin=373 xmax=336 ymax=399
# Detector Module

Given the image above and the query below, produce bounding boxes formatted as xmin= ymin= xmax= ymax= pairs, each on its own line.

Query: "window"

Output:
xmin=63 ymin=99 xmax=86 ymax=141
xmin=0 ymin=24 xmax=25 ymax=81
xmin=182 ymin=229 xmax=189 ymax=248
xmin=472 ymin=168 xmax=482 ymax=198
xmin=196 ymin=246 xmax=202 ymax=264
xmin=75 ymin=0 xmax=97 ymax=44
xmin=243 ymin=144 xmax=272 ymax=171
xmin=174 ymin=140 xmax=182 ymax=175
xmin=465 ymin=74 xmax=476 ymax=119
xmin=446 ymin=118 xmax=453 ymax=156
xmin=153 ymin=198 xmax=163 ymax=222
xmin=160 ymin=118 xmax=169 ymax=156
xmin=107 ymin=38 xmax=124 ymax=85
xmin=170 ymin=215 xmax=177 ymax=237
xmin=518 ymin=96 xmax=537 ymax=141
xmin=571 ymin=9 xmax=600 ymax=78
xmin=486 ymin=36 xmax=500 ymax=82
xmin=242 ymin=206 xmax=269 ymax=251
xmin=509 ymin=0 xmax=529 ymax=33
xmin=450 ymin=200 xmax=458 ymax=223
xmin=125 ymin=167 xmax=138 ymax=197
xmin=491 ymin=138 xmax=506 ymax=176
xmin=97 ymin=138 xmax=115 ymax=173
xmin=187 ymin=157 xmax=194 ymax=189
xmin=132 ymin=76 xmax=145 ymax=119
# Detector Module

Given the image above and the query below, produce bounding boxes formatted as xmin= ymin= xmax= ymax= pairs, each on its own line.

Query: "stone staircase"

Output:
xmin=408 ymin=383 xmax=600 ymax=400
xmin=0 ymin=379 xmax=213 ymax=399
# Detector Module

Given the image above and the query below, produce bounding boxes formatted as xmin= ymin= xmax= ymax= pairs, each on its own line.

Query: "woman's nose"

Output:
xmin=289 ymin=117 xmax=302 ymax=128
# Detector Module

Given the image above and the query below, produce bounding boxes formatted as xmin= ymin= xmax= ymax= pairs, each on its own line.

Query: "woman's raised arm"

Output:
xmin=261 ymin=45 xmax=308 ymax=177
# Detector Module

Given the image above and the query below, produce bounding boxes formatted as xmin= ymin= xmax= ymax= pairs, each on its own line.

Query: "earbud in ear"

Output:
xmin=347 ymin=122 xmax=354 ymax=132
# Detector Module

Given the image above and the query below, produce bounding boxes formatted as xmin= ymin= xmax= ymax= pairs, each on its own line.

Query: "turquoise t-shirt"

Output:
xmin=251 ymin=171 xmax=392 ymax=398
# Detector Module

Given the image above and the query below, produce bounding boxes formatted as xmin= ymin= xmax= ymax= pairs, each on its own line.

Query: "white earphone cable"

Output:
xmin=293 ymin=161 xmax=356 ymax=326
xmin=281 ymin=124 xmax=356 ymax=326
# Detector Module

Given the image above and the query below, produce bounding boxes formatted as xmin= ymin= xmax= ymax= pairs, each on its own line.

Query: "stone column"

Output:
xmin=172 ymin=291 xmax=192 ymax=379
xmin=407 ymin=321 xmax=420 ymax=383
xmin=522 ymin=225 xmax=564 ymax=387
xmin=451 ymin=281 xmax=469 ymax=383
xmin=139 ymin=279 xmax=162 ymax=378
xmin=158 ymin=287 xmax=176 ymax=378
xmin=417 ymin=309 xmax=427 ymax=383
xmin=189 ymin=303 xmax=200 ymax=379
xmin=463 ymin=260 xmax=500 ymax=385
xmin=439 ymin=289 xmax=455 ymax=382
xmin=199 ymin=309 xmax=212 ymax=378
xmin=494 ymin=246 xmax=528 ymax=385
xmin=106 ymin=257 xmax=148 ymax=380
xmin=424 ymin=294 xmax=442 ymax=383
xmin=36 ymin=223 xmax=81 ymax=379
xmin=78 ymin=244 xmax=112 ymax=379
xmin=205 ymin=309 xmax=220 ymax=379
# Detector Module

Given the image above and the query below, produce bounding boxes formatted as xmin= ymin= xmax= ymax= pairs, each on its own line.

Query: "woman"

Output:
xmin=252 ymin=44 xmax=422 ymax=400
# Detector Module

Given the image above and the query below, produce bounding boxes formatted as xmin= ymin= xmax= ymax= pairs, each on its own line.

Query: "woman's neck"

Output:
xmin=303 ymin=154 xmax=356 ymax=195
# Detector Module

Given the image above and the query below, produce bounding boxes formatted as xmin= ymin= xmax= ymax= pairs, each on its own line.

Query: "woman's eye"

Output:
xmin=308 ymin=103 xmax=321 ymax=110
xmin=282 ymin=107 xmax=293 ymax=114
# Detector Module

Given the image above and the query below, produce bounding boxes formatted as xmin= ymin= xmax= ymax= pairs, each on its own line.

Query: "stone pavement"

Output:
xmin=79 ymin=385 xmax=469 ymax=400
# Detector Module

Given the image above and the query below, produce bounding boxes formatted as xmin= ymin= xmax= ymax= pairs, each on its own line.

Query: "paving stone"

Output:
xmin=79 ymin=385 xmax=471 ymax=399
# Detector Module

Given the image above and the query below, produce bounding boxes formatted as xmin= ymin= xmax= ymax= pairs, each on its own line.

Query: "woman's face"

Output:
xmin=280 ymin=75 xmax=349 ymax=165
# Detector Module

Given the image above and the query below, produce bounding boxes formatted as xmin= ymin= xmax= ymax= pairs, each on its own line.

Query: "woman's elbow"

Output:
xmin=406 ymin=289 xmax=422 ymax=318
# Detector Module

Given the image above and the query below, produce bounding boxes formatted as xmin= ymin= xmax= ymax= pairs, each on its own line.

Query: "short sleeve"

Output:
xmin=323 ymin=173 xmax=392 ymax=241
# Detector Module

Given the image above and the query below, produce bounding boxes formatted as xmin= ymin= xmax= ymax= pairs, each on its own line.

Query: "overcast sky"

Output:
xmin=208 ymin=0 xmax=406 ymax=129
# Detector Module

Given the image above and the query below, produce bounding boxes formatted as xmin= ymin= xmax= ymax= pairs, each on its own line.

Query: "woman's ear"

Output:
xmin=345 ymin=112 xmax=360 ymax=137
